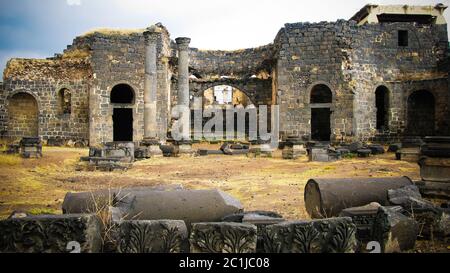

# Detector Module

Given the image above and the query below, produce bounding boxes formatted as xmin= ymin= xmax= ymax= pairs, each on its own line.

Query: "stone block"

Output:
xmin=372 ymin=207 xmax=418 ymax=253
xmin=262 ymin=217 xmax=357 ymax=253
xmin=190 ymin=222 xmax=257 ymax=253
xmin=416 ymin=181 xmax=450 ymax=200
xmin=339 ymin=203 xmax=381 ymax=248
xmin=0 ymin=214 xmax=102 ymax=253
xmin=116 ymin=220 xmax=188 ymax=253
xmin=418 ymin=157 xmax=450 ymax=183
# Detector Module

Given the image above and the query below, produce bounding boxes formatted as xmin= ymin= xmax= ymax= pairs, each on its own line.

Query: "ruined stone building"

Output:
xmin=0 ymin=4 xmax=449 ymax=146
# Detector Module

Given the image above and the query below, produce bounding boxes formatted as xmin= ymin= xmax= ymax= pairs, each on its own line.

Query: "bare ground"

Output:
xmin=0 ymin=145 xmax=448 ymax=252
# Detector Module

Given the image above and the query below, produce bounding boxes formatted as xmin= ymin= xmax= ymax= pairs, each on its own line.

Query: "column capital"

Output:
xmin=143 ymin=28 xmax=160 ymax=44
xmin=175 ymin=37 xmax=191 ymax=50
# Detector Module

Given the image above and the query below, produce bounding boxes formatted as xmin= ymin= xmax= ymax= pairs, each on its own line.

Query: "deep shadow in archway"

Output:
xmin=310 ymin=84 xmax=332 ymax=141
xmin=376 ymin=86 xmax=390 ymax=131
xmin=407 ymin=90 xmax=435 ymax=136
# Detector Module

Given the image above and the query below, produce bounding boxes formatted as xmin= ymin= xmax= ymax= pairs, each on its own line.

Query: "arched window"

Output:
xmin=111 ymin=84 xmax=134 ymax=104
xmin=310 ymin=84 xmax=332 ymax=104
xmin=58 ymin=88 xmax=72 ymax=115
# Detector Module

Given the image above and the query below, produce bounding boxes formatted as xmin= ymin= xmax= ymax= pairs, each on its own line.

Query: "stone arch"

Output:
xmin=407 ymin=89 xmax=435 ymax=136
xmin=7 ymin=91 xmax=39 ymax=138
xmin=109 ymin=83 xmax=136 ymax=141
xmin=308 ymin=82 xmax=334 ymax=141
xmin=375 ymin=85 xmax=390 ymax=131
xmin=110 ymin=83 xmax=135 ymax=104
xmin=57 ymin=88 xmax=72 ymax=115
xmin=307 ymin=81 xmax=335 ymax=105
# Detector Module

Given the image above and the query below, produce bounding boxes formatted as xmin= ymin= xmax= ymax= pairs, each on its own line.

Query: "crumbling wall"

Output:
xmin=188 ymin=45 xmax=275 ymax=80
xmin=1 ymin=55 xmax=91 ymax=142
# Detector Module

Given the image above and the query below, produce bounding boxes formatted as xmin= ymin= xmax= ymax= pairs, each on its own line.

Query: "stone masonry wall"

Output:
xmin=349 ymin=22 xmax=449 ymax=140
xmin=274 ymin=20 xmax=449 ymax=142
xmin=1 ymin=57 xmax=91 ymax=142
xmin=274 ymin=21 xmax=355 ymax=141
xmin=74 ymin=25 xmax=172 ymax=145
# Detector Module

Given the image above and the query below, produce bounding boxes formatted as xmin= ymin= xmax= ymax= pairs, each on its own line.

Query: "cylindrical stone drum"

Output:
xmin=304 ymin=177 xmax=413 ymax=219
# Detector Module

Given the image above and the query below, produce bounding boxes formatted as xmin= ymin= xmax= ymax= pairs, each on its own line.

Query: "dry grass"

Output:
xmin=81 ymin=28 xmax=145 ymax=37
xmin=62 ymin=49 xmax=90 ymax=60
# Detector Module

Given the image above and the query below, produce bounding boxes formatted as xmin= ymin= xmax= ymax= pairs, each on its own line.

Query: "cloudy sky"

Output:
xmin=0 ymin=0 xmax=449 ymax=75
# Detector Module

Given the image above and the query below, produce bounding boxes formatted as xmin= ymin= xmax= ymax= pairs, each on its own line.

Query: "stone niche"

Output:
xmin=0 ymin=214 xmax=102 ymax=253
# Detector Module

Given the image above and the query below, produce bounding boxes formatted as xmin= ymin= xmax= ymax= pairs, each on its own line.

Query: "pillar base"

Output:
xmin=249 ymin=140 xmax=274 ymax=158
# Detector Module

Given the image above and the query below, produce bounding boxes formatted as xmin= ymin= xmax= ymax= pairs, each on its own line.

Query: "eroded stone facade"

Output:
xmin=1 ymin=4 xmax=449 ymax=145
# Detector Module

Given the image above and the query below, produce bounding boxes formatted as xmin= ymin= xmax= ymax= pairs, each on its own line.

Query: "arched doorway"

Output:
xmin=310 ymin=84 xmax=332 ymax=141
xmin=110 ymin=84 xmax=135 ymax=141
xmin=407 ymin=90 xmax=435 ymax=136
xmin=198 ymin=85 xmax=255 ymax=140
xmin=8 ymin=92 xmax=39 ymax=137
xmin=375 ymin=86 xmax=390 ymax=131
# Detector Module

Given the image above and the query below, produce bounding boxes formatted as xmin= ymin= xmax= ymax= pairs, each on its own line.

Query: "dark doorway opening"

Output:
xmin=375 ymin=86 xmax=389 ymax=131
xmin=310 ymin=84 xmax=332 ymax=141
xmin=311 ymin=108 xmax=331 ymax=141
xmin=113 ymin=108 xmax=133 ymax=141
xmin=407 ymin=90 xmax=435 ymax=136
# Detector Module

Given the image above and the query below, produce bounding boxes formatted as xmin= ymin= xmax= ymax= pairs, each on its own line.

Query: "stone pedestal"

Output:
xmin=282 ymin=137 xmax=306 ymax=160
xmin=248 ymin=140 xmax=274 ymax=158
xmin=139 ymin=138 xmax=163 ymax=158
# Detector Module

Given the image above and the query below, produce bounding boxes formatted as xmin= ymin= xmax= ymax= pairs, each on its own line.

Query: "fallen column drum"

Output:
xmin=304 ymin=177 xmax=413 ymax=219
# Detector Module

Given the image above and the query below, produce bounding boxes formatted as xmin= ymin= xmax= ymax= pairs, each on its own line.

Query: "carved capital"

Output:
xmin=143 ymin=29 xmax=160 ymax=45
xmin=175 ymin=37 xmax=191 ymax=50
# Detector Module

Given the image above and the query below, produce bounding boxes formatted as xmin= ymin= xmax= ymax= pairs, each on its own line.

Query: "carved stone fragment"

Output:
xmin=116 ymin=220 xmax=188 ymax=253
xmin=0 ymin=214 xmax=102 ymax=253
xmin=190 ymin=222 xmax=257 ymax=253
xmin=262 ymin=217 xmax=357 ymax=253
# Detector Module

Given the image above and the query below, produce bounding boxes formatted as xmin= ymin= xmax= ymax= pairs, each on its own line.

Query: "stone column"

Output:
xmin=141 ymin=27 xmax=162 ymax=157
xmin=175 ymin=37 xmax=193 ymax=154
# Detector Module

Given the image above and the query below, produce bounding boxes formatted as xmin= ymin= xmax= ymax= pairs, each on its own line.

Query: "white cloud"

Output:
xmin=67 ymin=0 xmax=82 ymax=6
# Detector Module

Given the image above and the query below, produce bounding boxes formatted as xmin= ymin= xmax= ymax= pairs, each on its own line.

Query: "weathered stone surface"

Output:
xmin=388 ymin=143 xmax=402 ymax=153
xmin=369 ymin=144 xmax=385 ymax=155
xmin=396 ymin=148 xmax=421 ymax=162
xmin=222 ymin=211 xmax=285 ymax=253
xmin=190 ymin=222 xmax=257 ymax=253
xmin=305 ymin=177 xmax=413 ymax=218
xmin=116 ymin=220 xmax=188 ymax=253
xmin=262 ymin=218 xmax=357 ymax=253
xmin=418 ymin=157 xmax=450 ymax=183
xmin=416 ymin=181 xmax=450 ymax=200
xmin=388 ymin=185 xmax=435 ymax=210
xmin=0 ymin=214 xmax=102 ymax=253
xmin=339 ymin=203 xmax=381 ymax=247
xmin=308 ymin=147 xmax=340 ymax=162
xmin=62 ymin=185 xmax=183 ymax=214
xmin=112 ymin=189 xmax=243 ymax=226
xmin=411 ymin=208 xmax=450 ymax=240
xmin=357 ymin=149 xmax=371 ymax=158
xmin=372 ymin=206 xmax=419 ymax=253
